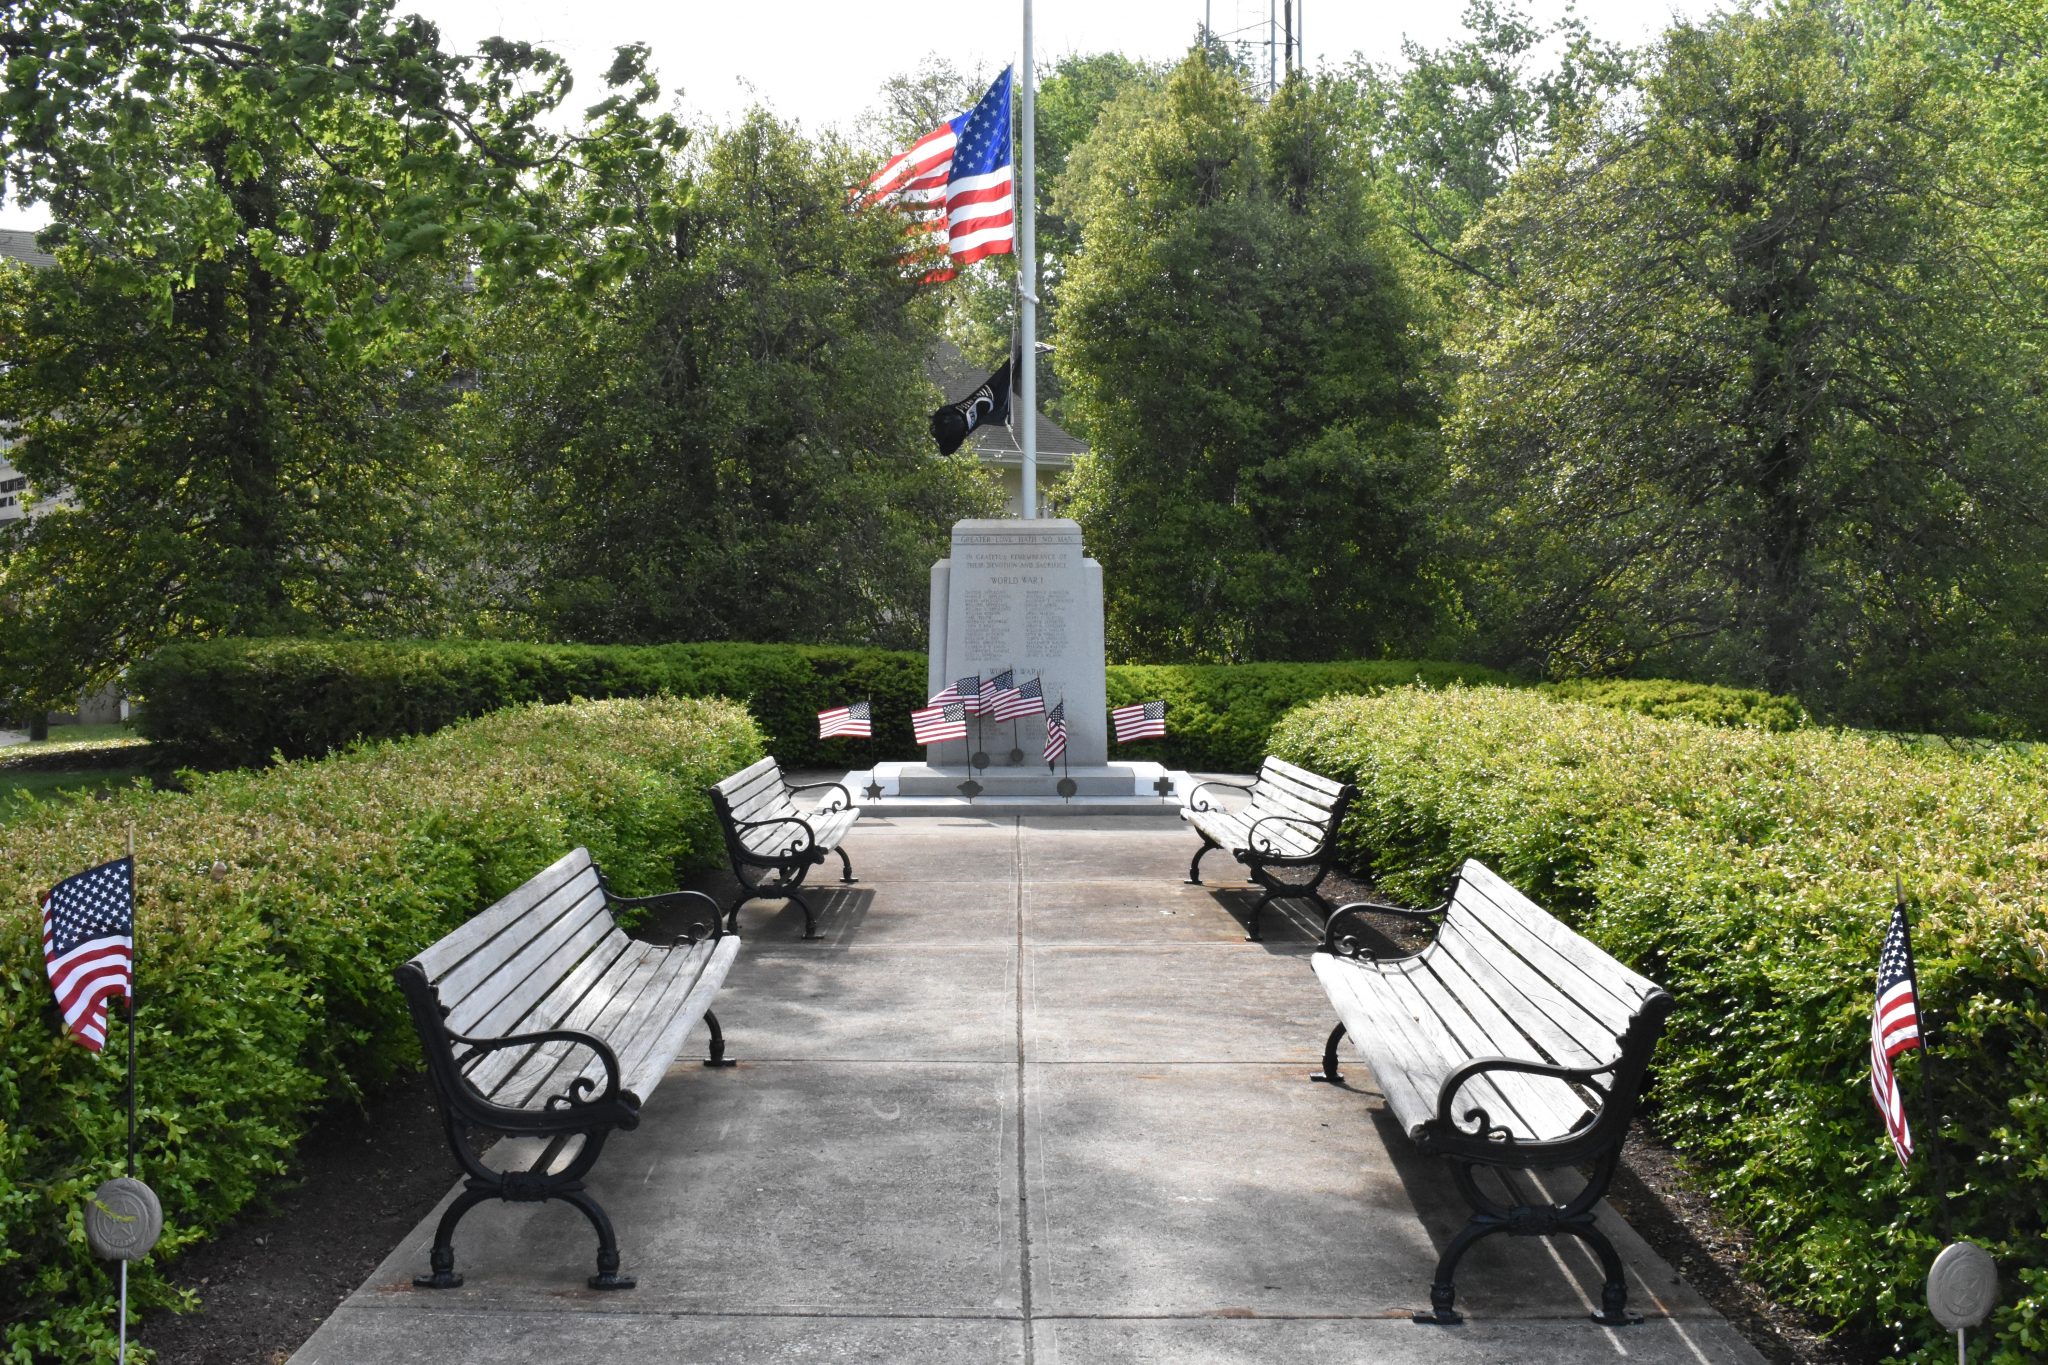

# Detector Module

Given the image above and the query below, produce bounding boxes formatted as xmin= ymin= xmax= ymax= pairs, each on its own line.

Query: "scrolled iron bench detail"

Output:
xmin=708 ymin=755 xmax=860 ymax=939
xmin=1181 ymin=755 xmax=1357 ymax=940
xmin=1309 ymin=858 xmax=1674 ymax=1327
xmin=395 ymin=847 xmax=740 ymax=1291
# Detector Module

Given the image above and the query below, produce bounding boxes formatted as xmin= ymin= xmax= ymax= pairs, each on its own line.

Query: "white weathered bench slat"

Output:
xmin=414 ymin=849 xmax=595 ymax=980
xmin=1449 ymin=880 xmax=1649 ymax=1050
xmin=1459 ymin=864 xmax=1659 ymax=1013
xmin=527 ymin=938 xmax=716 ymax=1101
xmin=1310 ymin=857 xmax=1674 ymax=1327
xmin=444 ymin=892 xmax=620 ymax=1040
xmin=477 ymin=933 xmax=685 ymax=1107
xmin=1386 ymin=948 xmax=1602 ymax=1136
xmin=458 ymin=932 xmax=642 ymax=1102
xmin=1265 ymin=755 xmax=1348 ymax=797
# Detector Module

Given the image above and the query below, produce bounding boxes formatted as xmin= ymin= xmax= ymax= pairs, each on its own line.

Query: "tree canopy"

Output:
xmin=1052 ymin=56 xmax=1440 ymax=663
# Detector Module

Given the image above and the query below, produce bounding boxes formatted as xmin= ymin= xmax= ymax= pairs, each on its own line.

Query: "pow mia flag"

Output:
xmin=931 ymin=356 xmax=1013 ymax=455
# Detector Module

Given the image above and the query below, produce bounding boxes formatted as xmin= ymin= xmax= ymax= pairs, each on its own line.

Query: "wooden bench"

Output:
xmin=708 ymin=756 xmax=859 ymax=939
xmin=1182 ymin=756 xmax=1358 ymax=940
xmin=1309 ymin=859 xmax=1673 ymax=1326
xmin=394 ymin=847 xmax=741 ymax=1291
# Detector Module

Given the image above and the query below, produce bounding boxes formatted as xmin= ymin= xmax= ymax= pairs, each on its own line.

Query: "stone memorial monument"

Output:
xmin=882 ymin=518 xmax=1143 ymax=799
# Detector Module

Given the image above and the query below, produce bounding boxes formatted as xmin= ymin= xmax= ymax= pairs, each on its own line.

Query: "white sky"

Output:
xmin=0 ymin=0 xmax=1724 ymax=230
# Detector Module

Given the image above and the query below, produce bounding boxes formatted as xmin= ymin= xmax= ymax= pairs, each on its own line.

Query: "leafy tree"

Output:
xmin=1343 ymin=0 xmax=1634 ymax=291
xmin=1446 ymin=0 xmax=2048 ymax=733
xmin=1053 ymin=56 xmax=1442 ymax=662
xmin=458 ymin=110 xmax=1001 ymax=647
xmin=0 ymin=0 xmax=677 ymax=712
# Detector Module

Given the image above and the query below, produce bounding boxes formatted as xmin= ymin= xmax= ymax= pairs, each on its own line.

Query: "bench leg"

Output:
xmin=1311 ymin=1021 xmax=1346 ymax=1083
xmin=1417 ymin=1152 xmax=1639 ymax=1327
xmin=702 ymin=1009 xmax=737 ymax=1068
xmin=1242 ymin=884 xmax=1280 ymax=942
xmin=557 ymin=1187 xmax=637 ymax=1290
xmin=835 ymin=845 xmax=856 ymax=884
xmin=1186 ymin=838 xmax=1219 ymax=885
xmin=413 ymin=1184 xmax=494 ymax=1288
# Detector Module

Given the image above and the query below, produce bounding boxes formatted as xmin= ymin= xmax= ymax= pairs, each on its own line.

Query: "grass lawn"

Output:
xmin=0 ymin=722 xmax=156 ymax=822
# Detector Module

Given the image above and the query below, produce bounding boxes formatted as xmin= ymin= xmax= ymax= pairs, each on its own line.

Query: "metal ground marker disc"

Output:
xmin=85 ymin=1177 xmax=163 ymax=1261
xmin=1927 ymin=1241 xmax=1997 ymax=1330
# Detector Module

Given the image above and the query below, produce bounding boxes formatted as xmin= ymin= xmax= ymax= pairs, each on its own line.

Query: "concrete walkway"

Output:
xmin=294 ymin=815 xmax=1762 ymax=1365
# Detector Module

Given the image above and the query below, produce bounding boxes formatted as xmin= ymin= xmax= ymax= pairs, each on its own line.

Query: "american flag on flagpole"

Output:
xmin=1043 ymin=700 xmax=1067 ymax=768
xmin=912 ymin=701 xmax=970 ymax=746
xmin=992 ymin=675 xmax=1045 ymax=722
xmin=42 ymin=856 xmax=135 ymax=1052
xmin=1870 ymin=898 xmax=1924 ymax=1167
xmin=818 ymin=701 xmax=873 ymax=740
xmin=1111 ymin=700 xmax=1168 ymax=743
xmin=861 ymin=68 xmax=1015 ymax=283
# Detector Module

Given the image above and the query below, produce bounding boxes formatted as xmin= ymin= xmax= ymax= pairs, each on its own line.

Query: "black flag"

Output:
xmin=931 ymin=357 xmax=1013 ymax=455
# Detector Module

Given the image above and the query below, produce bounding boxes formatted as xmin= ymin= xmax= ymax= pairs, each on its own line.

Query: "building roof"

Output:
xmin=924 ymin=337 xmax=1087 ymax=465
xmin=0 ymin=228 xmax=55 ymax=269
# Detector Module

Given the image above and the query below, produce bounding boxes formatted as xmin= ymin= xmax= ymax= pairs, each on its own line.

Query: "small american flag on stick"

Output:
xmin=1870 ymin=896 xmax=1924 ymax=1167
xmin=818 ymin=701 xmax=872 ymax=740
xmin=42 ymin=857 xmax=135 ymax=1052
xmin=1043 ymin=700 xmax=1068 ymax=768
xmin=981 ymin=668 xmax=1014 ymax=713
xmin=991 ymin=676 xmax=1045 ymax=722
xmin=1111 ymin=700 xmax=1168 ymax=743
xmin=912 ymin=701 xmax=969 ymax=746
xmin=932 ymin=675 xmax=982 ymax=717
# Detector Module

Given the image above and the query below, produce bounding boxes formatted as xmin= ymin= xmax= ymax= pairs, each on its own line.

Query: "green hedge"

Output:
xmin=1537 ymin=677 xmax=1808 ymax=731
xmin=132 ymin=638 xmax=1515 ymax=774
xmin=1103 ymin=660 xmax=1511 ymax=771
xmin=129 ymin=638 xmax=923 ymax=772
xmin=1270 ymin=686 xmax=2047 ymax=1363
xmin=0 ymin=696 xmax=762 ymax=1362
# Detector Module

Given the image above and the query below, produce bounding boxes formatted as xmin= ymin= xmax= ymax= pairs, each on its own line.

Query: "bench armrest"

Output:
xmin=1431 ymin=1054 xmax=1616 ymax=1143
xmin=607 ymin=888 xmax=725 ymax=943
xmin=784 ymin=778 xmax=855 ymax=812
xmin=1321 ymin=898 xmax=1448 ymax=958
xmin=1183 ymin=776 xmax=1257 ymax=813
xmin=450 ymin=1026 xmax=627 ymax=1112
xmin=1241 ymin=812 xmax=1328 ymax=856
xmin=733 ymin=812 xmax=820 ymax=857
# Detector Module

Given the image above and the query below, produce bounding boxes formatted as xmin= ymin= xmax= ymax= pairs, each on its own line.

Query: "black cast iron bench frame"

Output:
xmin=1182 ymin=755 xmax=1358 ymax=941
xmin=708 ymin=755 xmax=859 ymax=939
xmin=395 ymin=847 xmax=740 ymax=1291
xmin=1309 ymin=858 xmax=1674 ymax=1327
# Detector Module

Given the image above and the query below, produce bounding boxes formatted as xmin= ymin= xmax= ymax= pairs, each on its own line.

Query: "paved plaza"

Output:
xmin=294 ymin=815 xmax=1763 ymax=1364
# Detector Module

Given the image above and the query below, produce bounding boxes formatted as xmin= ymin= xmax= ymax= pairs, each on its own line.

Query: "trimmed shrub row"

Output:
xmin=1536 ymin=677 xmax=1808 ymax=731
xmin=0 ymin=696 xmax=763 ymax=1362
xmin=1270 ymin=686 xmax=2047 ymax=1363
xmin=132 ymin=638 xmax=1525 ymax=774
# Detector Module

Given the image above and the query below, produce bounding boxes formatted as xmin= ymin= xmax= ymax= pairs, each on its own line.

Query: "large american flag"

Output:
xmin=861 ymin=68 xmax=1015 ymax=282
xmin=1870 ymin=898 xmax=1923 ymax=1168
xmin=42 ymin=856 xmax=135 ymax=1052
xmin=1111 ymin=700 xmax=1168 ymax=743
xmin=991 ymin=675 xmax=1045 ymax=722
xmin=1043 ymin=700 xmax=1067 ymax=768
xmin=818 ymin=700 xmax=872 ymax=740
xmin=912 ymin=701 xmax=969 ymax=746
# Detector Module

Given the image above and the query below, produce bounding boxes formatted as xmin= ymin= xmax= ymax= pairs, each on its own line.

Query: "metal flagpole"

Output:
xmin=122 ymin=828 xmax=136 ymax=1365
xmin=1020 ymin=0 xmax=1038 ymax=519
